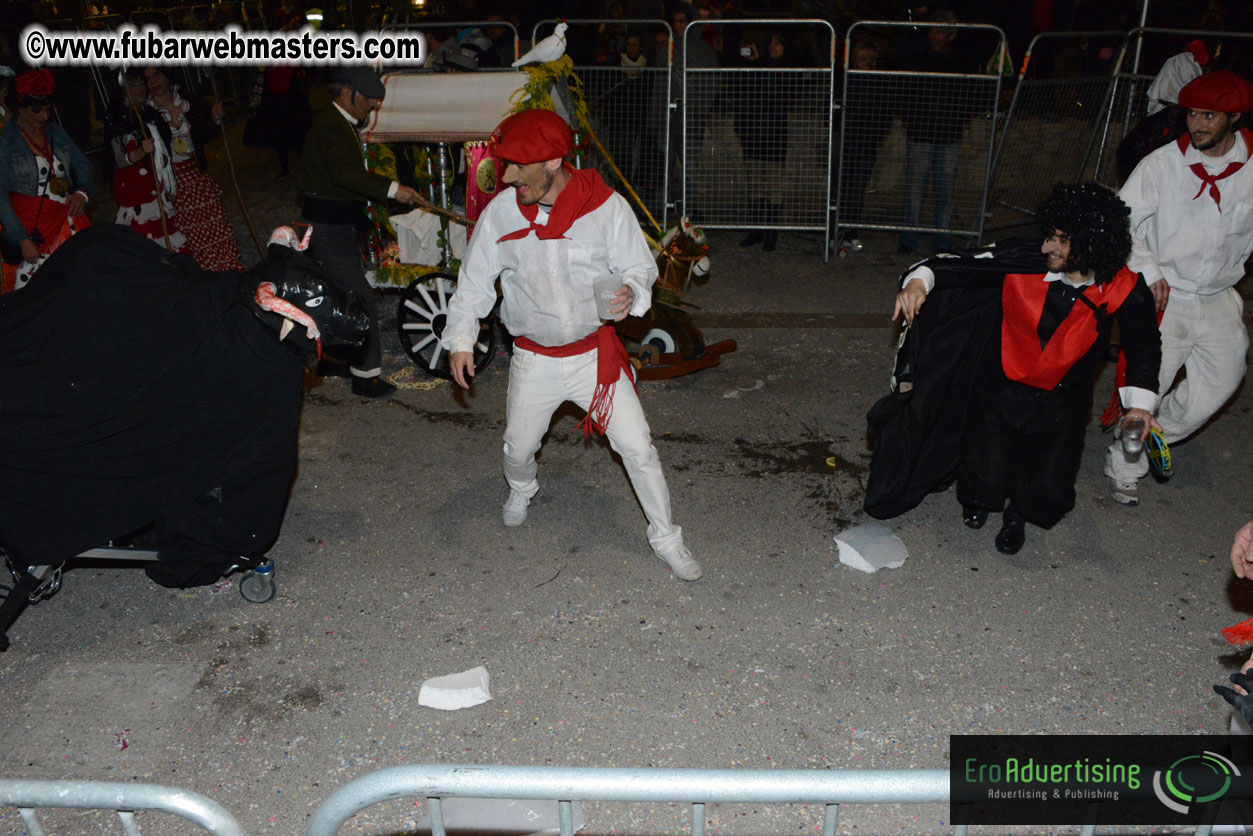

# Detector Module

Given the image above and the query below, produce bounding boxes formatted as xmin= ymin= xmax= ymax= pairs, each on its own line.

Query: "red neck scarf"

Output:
xmin=1177 ymin=127 xmax=1253 ymax=212
xmin=1001 ymin=268 xmax=1139 ymax=390
xmin=496 ymin=167 xmax=615 ymax=243
xmin=514 ymin=325 xmax=635 ymax=437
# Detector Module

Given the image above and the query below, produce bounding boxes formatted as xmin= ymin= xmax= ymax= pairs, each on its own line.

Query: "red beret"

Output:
xmin=1179 ymin=70 xmax=1253 ymax=114
xmin=489 ymin=109 xmax=572 ymax=165
xmin=1186 ymin=39 xmax=1209 ymax=68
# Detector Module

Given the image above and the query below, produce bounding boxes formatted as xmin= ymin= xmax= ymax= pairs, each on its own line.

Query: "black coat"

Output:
xmin=863 ymin=239 xmax=1161 ymax=519
xmin=0 ymin=226 xmax=304 ymax=571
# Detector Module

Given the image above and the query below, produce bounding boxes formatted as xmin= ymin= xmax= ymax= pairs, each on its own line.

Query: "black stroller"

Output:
xmin=0 ymin=225 xmax=369 ymax=650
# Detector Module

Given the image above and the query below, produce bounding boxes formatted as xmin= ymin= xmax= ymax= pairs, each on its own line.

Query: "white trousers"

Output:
xmin=502 ymin=347 xmax=683 ymax=551
xmin=1107 ymin=287 xmax=1249 ymax=481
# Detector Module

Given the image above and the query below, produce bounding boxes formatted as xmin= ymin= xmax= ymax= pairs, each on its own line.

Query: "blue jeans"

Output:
xmin=899 ymin=140 xmax=960 ymax=252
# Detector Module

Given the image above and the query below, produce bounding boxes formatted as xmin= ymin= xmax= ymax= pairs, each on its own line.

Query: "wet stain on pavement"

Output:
xmin=283 ymin=685 xmax=323 ymax=711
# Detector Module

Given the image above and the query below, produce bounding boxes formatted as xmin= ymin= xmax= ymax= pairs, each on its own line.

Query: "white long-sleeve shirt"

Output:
xmin=1119 ymin=130 xmax=1253 ymax=296
xmin=442 ymin=187 xmax=657 ymax=353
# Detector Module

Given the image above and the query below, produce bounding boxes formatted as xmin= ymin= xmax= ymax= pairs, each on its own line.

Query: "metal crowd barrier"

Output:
xmin=984 ymin=30 xmax=1127 ymax=231
xmin=1091 ymin=28 xmax=1253 ymax=189
xmin=534 ymin=18 xmax=673 ymax=231
xmin=0 ymin=778 xmax=246 ymax=836
xmin=303 ymin=763 xmax=953 ymax=836
xmin=682 ymin=19 xmax=837 ymax=259
xmin=0 ymin=765 xmax=1234 ymax=835
xmin=837 ymin=20 xmax=1004 ymax=252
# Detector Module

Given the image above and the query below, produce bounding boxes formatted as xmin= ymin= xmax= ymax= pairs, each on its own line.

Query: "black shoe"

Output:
xmin=316 ymin=358 xmax=353 ymax=379
xmin=738 ymin=231 xmax=765 ymax=249
xmin=994 ymin=505 xmax=1026 ymax=555
xmin=351 ymin=376 xmax=396 ymax=398
xmin=762 ymin=231 xmax=777 ymax=252
xmin=962 ymin=506 xmax=988 ymax=529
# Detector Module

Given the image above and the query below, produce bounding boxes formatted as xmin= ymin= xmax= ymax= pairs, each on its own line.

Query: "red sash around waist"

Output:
xmin=514 ymin=324 xmax=635 ymax=437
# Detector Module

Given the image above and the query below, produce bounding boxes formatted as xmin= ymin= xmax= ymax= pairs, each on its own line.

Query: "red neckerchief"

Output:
xmin=1000 ymin=268 xmax=1139 ymax=391
xmin=1177 ymin=127 xmax=1253 ymax=212
xmin=496 ymin=166 xmax=615 ymax=243
xmin=514 ymin=325 xmax=635 ymax=437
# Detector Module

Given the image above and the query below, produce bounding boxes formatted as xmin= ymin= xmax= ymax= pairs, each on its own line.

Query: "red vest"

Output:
xmin=1000 ymin=267 xmax=1139 ymax=390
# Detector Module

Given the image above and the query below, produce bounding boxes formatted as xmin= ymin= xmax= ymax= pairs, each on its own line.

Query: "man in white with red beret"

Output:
xmin=442 ymin=109 xmax=701 ymax=581
xmin=1106 ymin=70 xmax=1253 ymax=505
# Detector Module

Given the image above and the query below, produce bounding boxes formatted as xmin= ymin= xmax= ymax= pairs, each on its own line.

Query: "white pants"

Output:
xmin=1107 ymin=287 xmax=1249 ymax=481
xmin=502 ymin=347 xmax=683 ymax=551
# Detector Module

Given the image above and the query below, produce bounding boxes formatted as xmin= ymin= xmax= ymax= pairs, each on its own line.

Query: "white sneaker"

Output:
xmin=848 ymin=237 xmax=864 ymax=252
xmin=1103 ymin=456 xmax=1139 ymax=506
xmin=653 ymin=542 xmax=702 ymax=581
xmin=502 ymin=490 xmax=531 ymax=526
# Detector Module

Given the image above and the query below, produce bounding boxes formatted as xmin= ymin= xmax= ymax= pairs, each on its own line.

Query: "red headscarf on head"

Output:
xmin=15 ymin=68 xmax=54 ymax=104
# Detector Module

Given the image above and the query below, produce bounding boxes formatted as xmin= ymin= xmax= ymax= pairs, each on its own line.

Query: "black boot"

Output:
xmin=738 ymin=231 xmax=765 ymax=249
xmin=962 ymin=506 xmax=988 ymax=529
xmin=994 ymin=503 xmax=1026 ymax=555
xmin=762 ymin=230 xmax=778 ymax=252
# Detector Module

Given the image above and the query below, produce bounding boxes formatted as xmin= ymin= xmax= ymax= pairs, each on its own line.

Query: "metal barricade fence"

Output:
xmin=0 ymin=778 xmax=246 ymax=836
xmin=1 ymin=766 xmax=1236 ymax=835
xmin=303 ymin=763 xmax=955 ymax=836
xmin=838 ymin=21 xmax=1004 ymax=252
xmin=534 ymin=18 xmax=673 ymax=231
xmin=682 ymin=19 xmax=836 ymax=259
xmin=984 ymin=31 xmax=1127 ymax=232
xmin=1090 ymin=28 xmax=1253 ymax=189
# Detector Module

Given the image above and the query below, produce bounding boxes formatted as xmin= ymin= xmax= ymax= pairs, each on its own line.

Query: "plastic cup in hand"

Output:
xmin=1121 ymin=417 xmax=1146 ymax=455
xmin=593 ymin=275 xmax=623 ymax=320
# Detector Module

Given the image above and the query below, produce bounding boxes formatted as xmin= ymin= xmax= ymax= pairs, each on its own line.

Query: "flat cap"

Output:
xmin=333 ymin=67 xmax=386 ymax=99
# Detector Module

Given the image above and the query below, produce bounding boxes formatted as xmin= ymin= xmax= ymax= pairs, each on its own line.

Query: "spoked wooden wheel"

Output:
xmin=396 ymin=272 xmax=497 ymax=380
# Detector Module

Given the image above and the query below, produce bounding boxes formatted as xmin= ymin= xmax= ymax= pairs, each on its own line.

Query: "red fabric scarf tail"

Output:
xmin=514 ymin=324 xmax=636 ymax=437
xmin=496 ymin=167 xmax=615 ymax=243
xmin=1176 ymin=127 xmax=1253 ymax=211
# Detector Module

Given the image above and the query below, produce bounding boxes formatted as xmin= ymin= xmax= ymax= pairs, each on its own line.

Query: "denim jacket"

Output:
xmin=0 ymin=120 xmax=96 ymax=244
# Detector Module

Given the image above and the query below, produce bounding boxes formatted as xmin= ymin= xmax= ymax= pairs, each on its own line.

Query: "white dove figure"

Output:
xmin=512 ymin=22 xmax=568 ymax=67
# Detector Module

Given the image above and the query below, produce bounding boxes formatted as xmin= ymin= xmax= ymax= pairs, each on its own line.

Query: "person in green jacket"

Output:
xmin=299 ymin=67 xmax=419 ymax=398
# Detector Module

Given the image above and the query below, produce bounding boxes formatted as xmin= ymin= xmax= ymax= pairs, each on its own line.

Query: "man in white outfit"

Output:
xmin=443 ymin=108 xmax=701 ymax=581
xmin=1106 ymin=70 xmax=1253 ymax=505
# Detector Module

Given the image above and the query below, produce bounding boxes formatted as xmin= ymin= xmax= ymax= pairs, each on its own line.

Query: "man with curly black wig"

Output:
xmin=864 ymin=182 xmax=1161 ymax=555
xmin=1105 ymin=70 xmax=1253 ymax=507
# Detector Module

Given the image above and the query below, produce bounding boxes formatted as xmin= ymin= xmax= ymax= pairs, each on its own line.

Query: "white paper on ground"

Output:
xmin=834 ymin=523 xmax=908 ymax=573
xmin=418 ymin=665 xmax=492 ymax=710
xmin=414 ymin=797 xmax=586 ymax=835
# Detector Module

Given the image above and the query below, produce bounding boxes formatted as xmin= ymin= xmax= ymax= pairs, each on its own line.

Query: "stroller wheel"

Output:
xmin=239 ymin=560 xmax=276 ymax=604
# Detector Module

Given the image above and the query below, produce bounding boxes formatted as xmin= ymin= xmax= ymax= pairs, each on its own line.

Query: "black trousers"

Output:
xmin=302 ymin=219 xmax=381 ymax=374
xmin=957 ymin=382 xmax=1089 ymax=529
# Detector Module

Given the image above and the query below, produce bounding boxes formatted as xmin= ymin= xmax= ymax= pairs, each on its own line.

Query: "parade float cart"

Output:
xmin=363 ymin=69 xmax=734 ymax=382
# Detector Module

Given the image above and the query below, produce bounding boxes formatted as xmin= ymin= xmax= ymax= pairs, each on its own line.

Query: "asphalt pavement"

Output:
xmin=2 ymin=118 xmax=1252 ymax=836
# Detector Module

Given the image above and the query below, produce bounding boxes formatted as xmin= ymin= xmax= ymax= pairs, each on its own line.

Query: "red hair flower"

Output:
xmin=15 ymin=69 xmax=55 ymax=102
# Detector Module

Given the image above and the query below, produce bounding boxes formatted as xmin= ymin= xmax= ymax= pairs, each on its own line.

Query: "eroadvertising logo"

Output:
xmin=1151 ymin=751 xmax=1239 ymax=814
xmin=950 ymin=736 xmax=1253 ymax=827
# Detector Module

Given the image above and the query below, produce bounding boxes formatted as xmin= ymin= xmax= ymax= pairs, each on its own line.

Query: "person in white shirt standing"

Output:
xmin=443 ymin=108 xmax=701 ymax=581
xmin=1106 ymin=70 xmax=1253 ymax=505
